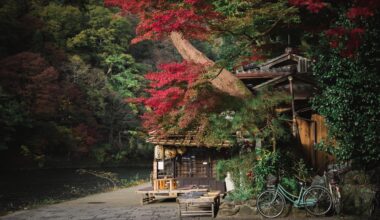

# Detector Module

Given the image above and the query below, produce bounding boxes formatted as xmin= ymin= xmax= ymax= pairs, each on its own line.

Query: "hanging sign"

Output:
xmin=158 ymin=161 xmax=164 ymax=170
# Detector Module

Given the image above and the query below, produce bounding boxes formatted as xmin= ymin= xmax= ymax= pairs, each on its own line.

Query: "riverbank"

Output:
xmin=0 ymin=167 xmax=150 ymax=216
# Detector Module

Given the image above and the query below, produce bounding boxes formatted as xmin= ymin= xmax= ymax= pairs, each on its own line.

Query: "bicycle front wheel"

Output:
xmin=257 ymin=190 xmax=285 ymax=218
xmin=304 ymin=186 xmax=332 ymax=216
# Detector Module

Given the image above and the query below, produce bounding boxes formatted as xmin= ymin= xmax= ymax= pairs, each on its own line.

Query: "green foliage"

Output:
xmin=217 ymin=149 xmax=291 ymax=200
xmin=226 ymin=186 xmax=255 ymax=202
xmin=217 ymin=151 xmax=256 ymax=201
xmin=292 ymin=159 xmax=311 ymax=182
xmin=219 ymin=148 xmax=312 ymax=201
xmin=214 ymin=35 xmax=252 ymax=71
xmin=216 ymin=151 xmax=256 ymax=182
xmin=280 ymin=176 xmax=298 ymax=195
xmin=106 ymin=54 xmax=145 ymax=98
xmin=67 ymin=5 xmax=132 ymax=66
xmin=36 ymin=2 xmax=85 ymax=47
xmin=212 ymin=0 xmax=300 ymax=67
xmin=312 ymin=14 xmax=380 ymax=168
xmin=63 ymin=53 xmax=147 ymax=162
xmin=207 ymin=89 xmax=290 ymax=147
xmin=254 ymin=149 xmax=279 ymax=193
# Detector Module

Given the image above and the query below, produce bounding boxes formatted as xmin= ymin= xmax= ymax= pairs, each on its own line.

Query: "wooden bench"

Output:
xmin=177 ymin=191 xmax=221 ymax=219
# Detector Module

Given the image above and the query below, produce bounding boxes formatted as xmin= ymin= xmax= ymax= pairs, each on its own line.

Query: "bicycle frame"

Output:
xmin=269 ymin=184 xmax=317 ymax=208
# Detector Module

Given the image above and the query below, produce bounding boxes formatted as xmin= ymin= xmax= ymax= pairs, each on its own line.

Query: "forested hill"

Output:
xmin=0 ymin=0 xmax=176 ymax=168
xmin=1 ymin=0 xmax=379 ymax=170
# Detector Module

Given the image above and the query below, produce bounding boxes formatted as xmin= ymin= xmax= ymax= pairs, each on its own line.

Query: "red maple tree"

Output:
xmin=105 ymin=0 xmax=219 ymax=43
xmin=0 ymin=52 xmax=60 ymax=116
xmin=106 ymin=0 xmax=250 ymax=133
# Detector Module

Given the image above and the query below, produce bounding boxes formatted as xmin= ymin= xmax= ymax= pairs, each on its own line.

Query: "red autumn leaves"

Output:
xmin=326 ymin=27 xmax=366 ymax=57
xmin=105 ymin=0 xmax=218 ymax=44
xmin=290 ymin=0 xmax=379 ymax=57
xmin=132 ymin=9 xmax=213 ymax=44
xmin=134 ymin=61 xmax=207 ymax=130
xmin=289 ymin=0 xmax=327 ymax=13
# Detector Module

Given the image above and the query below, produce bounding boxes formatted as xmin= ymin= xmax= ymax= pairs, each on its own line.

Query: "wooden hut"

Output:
xmin=138 ymin=131 xmax=231 ymax=204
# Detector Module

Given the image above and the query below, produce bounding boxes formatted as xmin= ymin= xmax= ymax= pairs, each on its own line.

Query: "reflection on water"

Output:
xmin=0 ymin=167 xmax=150 ymax=213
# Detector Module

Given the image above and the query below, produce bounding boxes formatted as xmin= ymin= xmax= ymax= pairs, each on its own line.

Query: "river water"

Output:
xmin=0 ymin=167 xmax=150 ymax=213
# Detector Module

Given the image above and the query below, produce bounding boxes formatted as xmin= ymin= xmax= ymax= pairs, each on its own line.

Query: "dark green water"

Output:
xmin=0 ymin=167 xmax=150 ymax=213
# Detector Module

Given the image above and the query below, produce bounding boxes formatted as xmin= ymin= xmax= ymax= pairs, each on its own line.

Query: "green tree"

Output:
xmin=106 ymin=54 xmax=145 ymax=98
xmin=36 ymin=2 xmax=85 ymax=47
xmin=213 ymin=0 xmax=300 ymax=68
xmin=67 ymin=5 xmax=133 ymax=66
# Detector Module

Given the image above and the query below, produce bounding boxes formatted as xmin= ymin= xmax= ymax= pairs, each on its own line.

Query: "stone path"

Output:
xmin=0 ymin=183 xmax=361 ymax=220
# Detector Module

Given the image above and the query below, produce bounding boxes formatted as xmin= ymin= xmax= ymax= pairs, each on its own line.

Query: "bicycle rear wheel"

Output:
xmin=304 ymin=186 xmax=332 ymax=216
xmin=257 ymin=190 xmax=285 ymax=218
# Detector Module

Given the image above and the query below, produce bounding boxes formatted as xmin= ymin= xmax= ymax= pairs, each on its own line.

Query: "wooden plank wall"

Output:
xmin=297 ymin=114 xmax=335 ymax=173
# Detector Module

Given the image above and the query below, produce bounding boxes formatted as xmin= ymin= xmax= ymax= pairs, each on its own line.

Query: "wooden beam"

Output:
xmin=236 ymin=71 xmax=289 ymax=79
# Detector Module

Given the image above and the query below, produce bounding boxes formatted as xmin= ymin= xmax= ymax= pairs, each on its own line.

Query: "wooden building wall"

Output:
xmin=175 ymin=156 xmax=218 ymax=178
xmin=297 ymin=114 xmax=335 ymax=173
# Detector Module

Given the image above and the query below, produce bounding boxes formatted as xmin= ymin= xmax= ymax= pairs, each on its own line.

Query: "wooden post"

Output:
xmin=162 ymin=146 xmax=165 ymax=178
xmin=288 ymin=75 xmax=297 ymax=136
xmin=153 ymin=158 xmax=157 ymax=180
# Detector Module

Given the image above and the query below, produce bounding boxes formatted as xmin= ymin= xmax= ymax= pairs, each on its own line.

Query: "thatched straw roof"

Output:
xmin=147 ymin=130 xmax=232 ymax=148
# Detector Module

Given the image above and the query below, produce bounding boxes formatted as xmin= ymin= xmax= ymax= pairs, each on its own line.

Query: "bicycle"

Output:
xmin=323 ymin=162 xmax=351 ymax=215
xmin=257 ymin=178 xmax=333 ymax=218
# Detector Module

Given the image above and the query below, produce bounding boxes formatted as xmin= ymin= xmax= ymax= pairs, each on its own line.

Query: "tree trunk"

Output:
xmin=169 ymin=32 xmax=252 ymax=98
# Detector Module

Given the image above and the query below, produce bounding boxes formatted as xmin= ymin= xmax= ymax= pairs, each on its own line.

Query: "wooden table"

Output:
xmin=177 ymin=191 xmax=221 ymax=219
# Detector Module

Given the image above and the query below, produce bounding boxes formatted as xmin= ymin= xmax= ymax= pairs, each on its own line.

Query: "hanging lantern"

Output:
xmin=177 ymin=147 xmax=187 ymax=155
xmin=165 ymin=147 xmax=177 ymax=159
xmin=154 ymin=145 xmax=164 ymax=159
